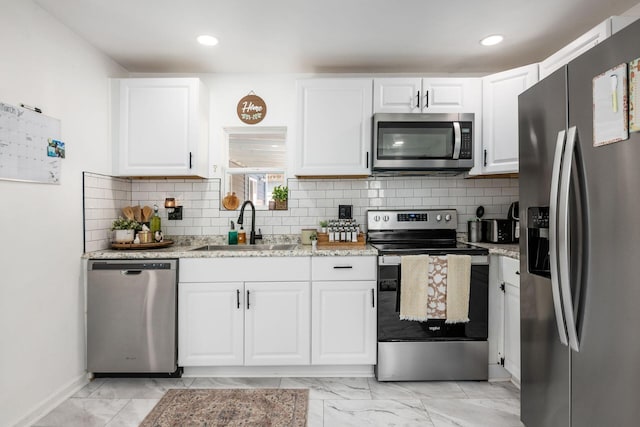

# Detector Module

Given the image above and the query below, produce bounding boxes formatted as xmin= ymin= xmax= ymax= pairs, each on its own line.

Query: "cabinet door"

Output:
xmin=311 ymin=281 xmax=377 ymax=365
xmin=114 ymin=78 xmax=208 ymax=177
xmin=244 ymin=281 xmax=310 ymax=365
xmin=296 ymin=79 xmax=372 ymax=176
xmin=373 ymin=78 xmax=422 ymax=113
xmin=501 ymin=256 xmax=521 ymax=382
xmin=421 ymin=78 xmax=482 ymax=113
xmin=478 ymin=64 xmax=538 ymax=174
xmin=178 ymin=282 xmax=244 ymax=366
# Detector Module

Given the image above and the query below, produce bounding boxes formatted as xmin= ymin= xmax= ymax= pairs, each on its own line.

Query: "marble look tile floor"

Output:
xmin=32 ymin=377 xmax=523 ymax=427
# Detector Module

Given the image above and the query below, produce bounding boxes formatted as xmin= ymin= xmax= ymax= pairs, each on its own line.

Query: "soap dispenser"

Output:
xmin=228 ymin=220 xmax=238 ymax=245
xmin=238 ymin=224 xmax=247 ymax=244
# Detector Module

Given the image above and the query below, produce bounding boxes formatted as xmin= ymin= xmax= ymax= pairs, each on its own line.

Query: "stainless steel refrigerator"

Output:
xmin=518 ymin=19 xmax=640 ymax=427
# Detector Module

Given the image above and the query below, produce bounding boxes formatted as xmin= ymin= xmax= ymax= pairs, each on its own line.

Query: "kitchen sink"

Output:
xmin=192 ymin=244 xmax=298 ymax=251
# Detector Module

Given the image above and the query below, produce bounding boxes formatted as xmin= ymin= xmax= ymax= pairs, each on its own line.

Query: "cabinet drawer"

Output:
xmin=500 ymin=256 xmax=520 ymax=286
xmin=312 ymin=256 xmax=376 ymax=281
xmin=180 ymin=257 xmax=311 ymax=282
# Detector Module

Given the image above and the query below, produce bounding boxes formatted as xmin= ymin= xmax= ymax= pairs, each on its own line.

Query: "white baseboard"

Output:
xmin=488 ymin=364 xmax=512 ymax=382
xmin=182 ymin=365 xmax=375 ymax=378
xmin=13 ymin=373 xmax=89 ymax=427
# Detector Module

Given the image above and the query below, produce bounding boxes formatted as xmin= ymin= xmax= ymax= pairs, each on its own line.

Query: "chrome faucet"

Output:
xmin=237 ymin=200 xmax=262 ymax=244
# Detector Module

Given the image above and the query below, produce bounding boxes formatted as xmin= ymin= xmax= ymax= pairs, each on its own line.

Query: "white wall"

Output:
xmin=0 ymin=1 xmax=127 ymax=425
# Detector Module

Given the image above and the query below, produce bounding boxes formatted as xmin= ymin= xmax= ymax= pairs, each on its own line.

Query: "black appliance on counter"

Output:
xmin=367 ymin=209 xmax=489 ymax=381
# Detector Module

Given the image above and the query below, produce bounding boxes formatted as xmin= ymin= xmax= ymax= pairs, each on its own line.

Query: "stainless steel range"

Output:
xmin=367 ymin=209 xmax=489 ymax=381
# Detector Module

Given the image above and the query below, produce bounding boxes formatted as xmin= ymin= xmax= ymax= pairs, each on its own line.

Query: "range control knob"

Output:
xmin=436 ymin=214 xmax=442 ymax=222
xmin=383 ymin=215 xmax=390 ymax=222
xmin=373 ymin=215 xmax=381 ymax=222
xmin=445 ymin=214 xmax=452 ymax=222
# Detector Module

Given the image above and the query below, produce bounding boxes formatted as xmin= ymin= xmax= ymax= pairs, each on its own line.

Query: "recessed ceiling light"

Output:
xmin=197 ymin=35 xmax=219 ymax=46
xmin=480 ymin=35 xmax=504 ymax=46
xmin=271 ymin=145 xmax=279 ymax=148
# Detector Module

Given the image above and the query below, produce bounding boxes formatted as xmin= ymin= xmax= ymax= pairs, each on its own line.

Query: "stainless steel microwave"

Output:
xmin=372 ymin=113 xmax=474 ymax=173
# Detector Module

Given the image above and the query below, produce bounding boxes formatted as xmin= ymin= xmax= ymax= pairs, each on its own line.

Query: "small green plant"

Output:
xmin=111 ymin=216 xmax=141 ymax=230
xmin=272 ymin=185 xmax=289 ymax=202
xmin=310 ymin=231 xmax=317 ymax=241
xmin=319 ymin=220 xmax=328 ymax=228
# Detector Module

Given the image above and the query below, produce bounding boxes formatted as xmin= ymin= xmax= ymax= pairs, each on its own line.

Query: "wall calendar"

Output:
xmin=0 ymin=102 xmax=62 ymax=184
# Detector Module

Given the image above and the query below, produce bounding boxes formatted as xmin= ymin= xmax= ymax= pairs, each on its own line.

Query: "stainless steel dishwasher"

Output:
xmin=87 ymin=259 xmax=178 ymax=375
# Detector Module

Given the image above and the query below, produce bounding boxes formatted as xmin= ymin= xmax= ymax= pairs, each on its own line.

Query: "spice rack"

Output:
xmin=316 ymin=233 xmax=366 ymax=247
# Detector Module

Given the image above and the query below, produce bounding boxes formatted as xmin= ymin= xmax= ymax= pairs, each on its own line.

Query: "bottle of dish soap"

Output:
xmin=150 ymin=204 xmax=161 ymax=237
xmin=237 ymin=224 xmax=247 ymax=244
xmin=228 ymin=220 xmax=238 ymax=245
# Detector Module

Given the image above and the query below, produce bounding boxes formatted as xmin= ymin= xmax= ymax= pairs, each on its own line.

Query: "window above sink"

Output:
xmin=223 ymin=126 xmax=288 ymax=211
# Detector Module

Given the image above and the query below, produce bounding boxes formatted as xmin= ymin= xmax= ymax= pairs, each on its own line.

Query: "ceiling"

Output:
xmin=35 ymin=0 xmax=639 ymax=75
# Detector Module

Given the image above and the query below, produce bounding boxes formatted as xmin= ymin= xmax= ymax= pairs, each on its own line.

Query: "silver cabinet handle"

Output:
xmin=452 ymin=122 xmax=461 ymax=159
xmin=558 ymin=126 xmax=580 ymax=352
xmin=549 ymin=129 xmax=569 ymax=347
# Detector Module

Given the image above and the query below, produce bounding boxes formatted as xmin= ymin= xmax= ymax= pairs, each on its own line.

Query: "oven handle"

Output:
xmin=379 ymin=255 xmax=488 ymax=266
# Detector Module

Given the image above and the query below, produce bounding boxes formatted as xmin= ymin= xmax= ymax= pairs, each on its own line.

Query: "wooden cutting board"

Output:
xmin=223 ymin=192 xmax=239 ymax=210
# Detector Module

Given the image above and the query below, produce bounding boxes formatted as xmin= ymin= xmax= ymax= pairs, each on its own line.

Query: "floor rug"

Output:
xmin=139 ymin=388 xmax=308 ymax=427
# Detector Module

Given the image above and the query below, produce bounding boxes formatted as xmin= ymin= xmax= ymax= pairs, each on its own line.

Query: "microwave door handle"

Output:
xmin=452 ymin=122 xmax=461 ymax=159
xmin=549 ymin=129 xmax=569 ymax=347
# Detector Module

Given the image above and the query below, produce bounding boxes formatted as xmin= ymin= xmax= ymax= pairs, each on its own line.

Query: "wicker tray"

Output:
xmin=316 ymin=233 xmax=366 ymax=247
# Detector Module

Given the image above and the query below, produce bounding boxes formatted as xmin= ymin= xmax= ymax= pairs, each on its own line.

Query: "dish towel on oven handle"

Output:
xmin=445 ymin=254 xmax=472 ymax=324
xmin=399 ymin=255 xmax=430 ymax=321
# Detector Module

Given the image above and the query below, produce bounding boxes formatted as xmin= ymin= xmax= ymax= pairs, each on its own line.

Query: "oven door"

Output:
xmin=377 ymin=254 xmax=488 ymax=341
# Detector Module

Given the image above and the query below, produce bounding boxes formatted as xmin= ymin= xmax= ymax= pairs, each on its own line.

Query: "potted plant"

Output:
xmin=319 ymin=220 xmax=328 ymax=234
xmin=111 ymin=216 xmax=141 ymax=243
xmin=272 ymin=185 xmax=289 ymax=210
xmin=310 ymin=231 xmax=318 ymax=250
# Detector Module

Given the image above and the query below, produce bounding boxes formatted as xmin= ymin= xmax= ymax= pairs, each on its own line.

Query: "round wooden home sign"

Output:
xmin=237 ymin=93 xmax=267 ymax=124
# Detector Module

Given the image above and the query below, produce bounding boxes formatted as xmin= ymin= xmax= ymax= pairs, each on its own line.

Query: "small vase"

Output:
xmin=113 ymin=229 xmax=135 ymax=243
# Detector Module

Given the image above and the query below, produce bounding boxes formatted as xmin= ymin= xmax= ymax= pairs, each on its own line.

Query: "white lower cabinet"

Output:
xmin=178 ymin=282 xmax=244 ymax=366
xmin=244 ymin=281 xmax=310 ymax=365
xmin=311 ymin=281 xmax=376 ymax=365
xmin=178 ymin=257 xmax=311 ymax=367
xmin=178 ymin=256 xmax=378 ymax=369
xmin=311 ymin=256 xmax=377 ymax=365
xmin=488 ymin=255 xmax=521 ymax=382
xmin=501 ymin=256 xmax=521 ymax=383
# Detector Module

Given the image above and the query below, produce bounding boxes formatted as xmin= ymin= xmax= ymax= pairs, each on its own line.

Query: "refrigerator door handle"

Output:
xmin=558 ymin=126 xmax=580 ymax=352
xmin=549 ymin=129 xmax=569 ymax=346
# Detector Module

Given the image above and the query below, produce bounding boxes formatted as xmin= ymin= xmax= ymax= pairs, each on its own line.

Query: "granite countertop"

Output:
xmin=84 ymin=242 xmax=378 ymax=259
xmin=458 ymin=235 xmax=520 ymax=260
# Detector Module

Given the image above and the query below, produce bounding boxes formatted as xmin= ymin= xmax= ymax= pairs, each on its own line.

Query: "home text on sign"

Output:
xmin=237 ymin=93 xmax=267 ymax=124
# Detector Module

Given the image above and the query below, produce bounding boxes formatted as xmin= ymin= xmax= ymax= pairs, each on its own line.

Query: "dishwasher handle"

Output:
xmin=121 ymin=270 xmax=143 ymax=275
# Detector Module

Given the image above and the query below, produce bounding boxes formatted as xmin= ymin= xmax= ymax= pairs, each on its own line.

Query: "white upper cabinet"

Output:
xmin=373 ymin=78 xmax=481 ymax=114
xmin=539 ymin=16 xmax=638 ymax=80
xmin=471 ymin=64 xmax=538 ymax=175
xmin=295 ymin=78 xmax=372 ymax=176
xmin=112 ymin=78 xmax=209 ymax=177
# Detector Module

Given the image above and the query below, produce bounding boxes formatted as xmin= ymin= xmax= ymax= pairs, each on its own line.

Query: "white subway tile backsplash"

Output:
xmin=83 ymin=173 xmax=518 ymax=251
